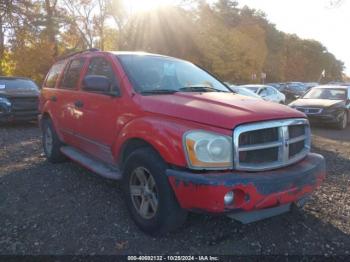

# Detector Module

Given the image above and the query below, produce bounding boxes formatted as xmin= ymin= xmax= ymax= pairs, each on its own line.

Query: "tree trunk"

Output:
xmin=45 ymin=0 xmax=58 ymax=57
xmin=0 ymin=15 xmax=4 ymax=75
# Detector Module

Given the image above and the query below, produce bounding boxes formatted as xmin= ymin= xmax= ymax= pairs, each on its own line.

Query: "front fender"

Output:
xmin=112 ymin=116 xmax=198 ymax=167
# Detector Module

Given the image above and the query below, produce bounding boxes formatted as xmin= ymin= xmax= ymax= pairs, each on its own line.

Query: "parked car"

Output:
xmin=0 ymin=76 xmax=40 ymax=122
xmin=283 ymin=82 xmax=308 ymax=101
xmin=289 ymin=85 xmax=350 ymax=129
xmin=240 ymin=84 xmax=286 ymax=103
xmin=328 ymin=81 xmax=350 ymax=86
xmin=229 ymin=86 xmax=262 ymax=99
xmin=39 ymin=50 xmax=325 ymax=235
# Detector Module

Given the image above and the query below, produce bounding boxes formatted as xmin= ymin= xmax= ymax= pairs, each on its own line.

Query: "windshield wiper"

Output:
xmin=180 ymin=85 xmax=227 ymax=93
xmin=140 ymin=89 xmax=178 ymax=95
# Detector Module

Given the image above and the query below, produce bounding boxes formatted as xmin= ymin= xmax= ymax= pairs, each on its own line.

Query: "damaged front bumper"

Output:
xmin=167 ymin=153 xmax=325 ymax=221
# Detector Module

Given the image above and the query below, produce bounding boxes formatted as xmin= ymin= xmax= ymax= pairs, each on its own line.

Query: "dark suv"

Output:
xmin=0 ymin=77 xmax=40 ymax=122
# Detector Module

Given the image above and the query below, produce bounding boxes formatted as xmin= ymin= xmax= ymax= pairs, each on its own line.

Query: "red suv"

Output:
xmin=39 ymin=50 xmax=326 ymax=235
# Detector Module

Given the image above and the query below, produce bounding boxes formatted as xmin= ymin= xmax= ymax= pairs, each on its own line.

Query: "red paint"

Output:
xmin=39 ymin=51 xmax=325 ymax=216
xmin=168 ymin=171 xmax=326 ymax=213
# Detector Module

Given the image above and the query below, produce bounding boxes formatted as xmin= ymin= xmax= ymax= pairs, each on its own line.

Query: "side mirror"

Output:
xmin=82 ymin=75 xmax=111 ymax=93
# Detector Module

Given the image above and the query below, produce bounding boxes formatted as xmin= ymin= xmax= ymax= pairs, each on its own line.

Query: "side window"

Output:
xmin=61 ymin=58 xmax=85 ymax=89
xmin=85 ymin=57 xmax=119 ymax=93
xmin=266 ymin=87 xmax=275 ymax=95
xmin=259 ymin=88 xmax=267 ymax=96
xmin=348 ymin=89 xmax=350 ymax=100
xmin=44 ymin=61 xmax=66 ymax=88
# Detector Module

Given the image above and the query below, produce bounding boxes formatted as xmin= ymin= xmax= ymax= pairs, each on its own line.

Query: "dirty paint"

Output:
xmin=167 ymin=153 xmax=325 ymax=213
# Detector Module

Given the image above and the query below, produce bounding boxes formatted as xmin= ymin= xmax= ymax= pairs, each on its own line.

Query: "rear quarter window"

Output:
xmin=44 ymin=61 xmax=66 ymax=88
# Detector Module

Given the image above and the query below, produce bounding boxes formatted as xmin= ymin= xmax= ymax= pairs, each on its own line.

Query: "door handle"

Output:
xmin=74 ymin=100 xmax=84 ymax=108
xmin=50 ymin=96 xmax=57 ymax=102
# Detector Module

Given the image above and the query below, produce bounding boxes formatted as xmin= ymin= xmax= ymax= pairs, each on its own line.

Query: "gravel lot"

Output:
xmin=0 ymin=122 xmax=349 ymax=255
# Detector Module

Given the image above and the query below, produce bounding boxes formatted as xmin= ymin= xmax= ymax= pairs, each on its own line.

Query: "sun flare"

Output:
xmin=125 ymin=0 xmax=173 ymax=13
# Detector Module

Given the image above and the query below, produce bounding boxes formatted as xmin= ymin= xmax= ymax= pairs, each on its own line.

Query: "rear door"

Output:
xmin=73 ymin=55 xmax=123 ymax=163
xmin=41 ymin=60 xmax=67 ymax=131
xmin=55 ymin=57 xmax=87 ymax=147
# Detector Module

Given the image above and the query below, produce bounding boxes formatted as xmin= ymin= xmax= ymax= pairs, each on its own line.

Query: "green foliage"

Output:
xmin=0 ymin=0 xmax=345 ymax=84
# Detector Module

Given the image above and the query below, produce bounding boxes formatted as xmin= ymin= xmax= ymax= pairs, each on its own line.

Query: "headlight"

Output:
xmin=184 ymin=130 xmax=233 ymax=169
xmin=0 ymin=97 xmax=11 ymax=106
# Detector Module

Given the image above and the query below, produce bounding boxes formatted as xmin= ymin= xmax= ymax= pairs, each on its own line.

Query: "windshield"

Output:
xmin=117 ymin=55 xmax=230 ymax=94
xmin=288 ymin=84 xmax=305 ymax=90
xmin=303 ymin=88 xmax=346 ymax=100
xmin=0 ymin=78 xmax=39 ymax=90
xmin=241 ymin=86 xmax=259 ymax=93
xmin=233 ymin=87 xmax=260 ymax=98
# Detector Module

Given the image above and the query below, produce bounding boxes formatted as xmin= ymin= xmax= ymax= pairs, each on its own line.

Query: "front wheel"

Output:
xmin=336 ymin=111 xmax=348 ymax=130
xmin=122 ymin=147 xmax=187 ymax=235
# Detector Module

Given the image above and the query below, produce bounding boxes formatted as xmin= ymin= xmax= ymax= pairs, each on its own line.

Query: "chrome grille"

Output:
xmin=8 ymin=97 xmax=38 ymax=112
xmin=233 ymin=118 xmax=310 ymax=171
xmin=296 ymin=107 xmax=322 ymax=114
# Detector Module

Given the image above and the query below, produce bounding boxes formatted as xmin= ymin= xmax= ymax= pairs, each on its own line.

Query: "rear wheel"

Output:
xmin=122 ymin=147 xmax=187 ymax=235
xmin=42 ymin=119 xmax=66 ymax=163
xmin=336 ymin=111 xmax=348 ymax=130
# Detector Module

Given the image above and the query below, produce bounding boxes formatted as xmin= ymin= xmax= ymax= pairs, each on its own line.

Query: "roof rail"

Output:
xmin=56 ymin=48 xmax=100 ymax=61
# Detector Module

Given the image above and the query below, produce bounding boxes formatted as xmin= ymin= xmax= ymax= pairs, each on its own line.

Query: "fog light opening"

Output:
xmin=224 ymin=191 xmax=235 ymax=206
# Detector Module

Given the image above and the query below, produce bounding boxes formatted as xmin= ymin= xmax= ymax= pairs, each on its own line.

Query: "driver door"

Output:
xmin=73 ymin=55 xmax=123 ymax=164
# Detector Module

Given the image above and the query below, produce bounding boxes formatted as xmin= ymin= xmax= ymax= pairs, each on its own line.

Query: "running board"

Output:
xmin=60 ymin=146 xmax=122 ymax=180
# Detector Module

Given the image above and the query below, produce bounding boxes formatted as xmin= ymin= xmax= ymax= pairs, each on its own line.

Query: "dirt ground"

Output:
xmin=0 ymin=122 xmax=349 ymax=255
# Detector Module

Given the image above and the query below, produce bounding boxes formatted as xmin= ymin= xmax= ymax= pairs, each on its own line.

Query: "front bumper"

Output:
xmin=167 ymin=153 xmax=325 ymax=213
xmin=0 ymin=103 xmax=38 ymax=122
xmin=307 ymin=112 xmax=342 ymax=124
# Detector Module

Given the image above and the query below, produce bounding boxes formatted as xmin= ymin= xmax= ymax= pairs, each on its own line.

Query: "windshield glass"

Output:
xmin=288 ymin=84 xmax=305 ymax=90
xmin=241 ymin=86 xmax=259 ymax=93
xmin=0 ymin=78 xmax=39 ymax=90
xmin=117 ymin=55 xmax=230 ymax=93
xmin=303 ymin=88 xmax=346 ymax=100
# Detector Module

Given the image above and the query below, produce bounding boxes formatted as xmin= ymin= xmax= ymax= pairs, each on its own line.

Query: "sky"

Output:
xmin=237 ymin=0 xmax=350 ymax=76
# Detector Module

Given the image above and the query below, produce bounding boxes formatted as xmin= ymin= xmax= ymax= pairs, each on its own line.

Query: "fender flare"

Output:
xmin=112 ymin=116 xmax=192 ymax=168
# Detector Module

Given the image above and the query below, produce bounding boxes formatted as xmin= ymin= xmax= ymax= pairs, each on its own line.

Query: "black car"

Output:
xmin=283 ymin=82 xmax=308 ymax=101
xmin=289 ymin=85 xmax=350 ymax=129
xmin=0 ymin=77 xmax=40 ymax=122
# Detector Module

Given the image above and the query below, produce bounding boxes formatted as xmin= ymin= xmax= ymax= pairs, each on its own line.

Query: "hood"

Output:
xmin=138 ymin=92 xmax=305 ymax=129
xmin=290 ymin=99 xmax=344 ymax=108
xmin=0 ymin=86 xmax=39 ymax=97
xmin=0 ymin=79 xmax=40 ymax=97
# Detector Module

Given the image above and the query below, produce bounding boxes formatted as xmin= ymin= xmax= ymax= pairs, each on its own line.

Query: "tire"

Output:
xmin=42 ymin=118 xmax=66 ymax=163
xmin=336 ymin=111 xmax=348 ymax=130
xmin=122 ymin=147 xmax=187 ymax=235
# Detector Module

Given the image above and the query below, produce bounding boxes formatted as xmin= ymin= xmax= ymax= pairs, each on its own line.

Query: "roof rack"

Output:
xmin=56 ymin=48 xmax=100 ymax=61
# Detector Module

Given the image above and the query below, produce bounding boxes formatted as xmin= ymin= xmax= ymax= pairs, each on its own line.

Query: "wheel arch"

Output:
xmin=118 ymin=138 xmax=162 ymax=170
xmin=113 ymin=117 xmax=190 ymax=169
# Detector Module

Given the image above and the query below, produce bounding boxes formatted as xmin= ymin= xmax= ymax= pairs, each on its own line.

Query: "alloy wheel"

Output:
xmin=129 ymin=167 xmax=159 ymax=219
